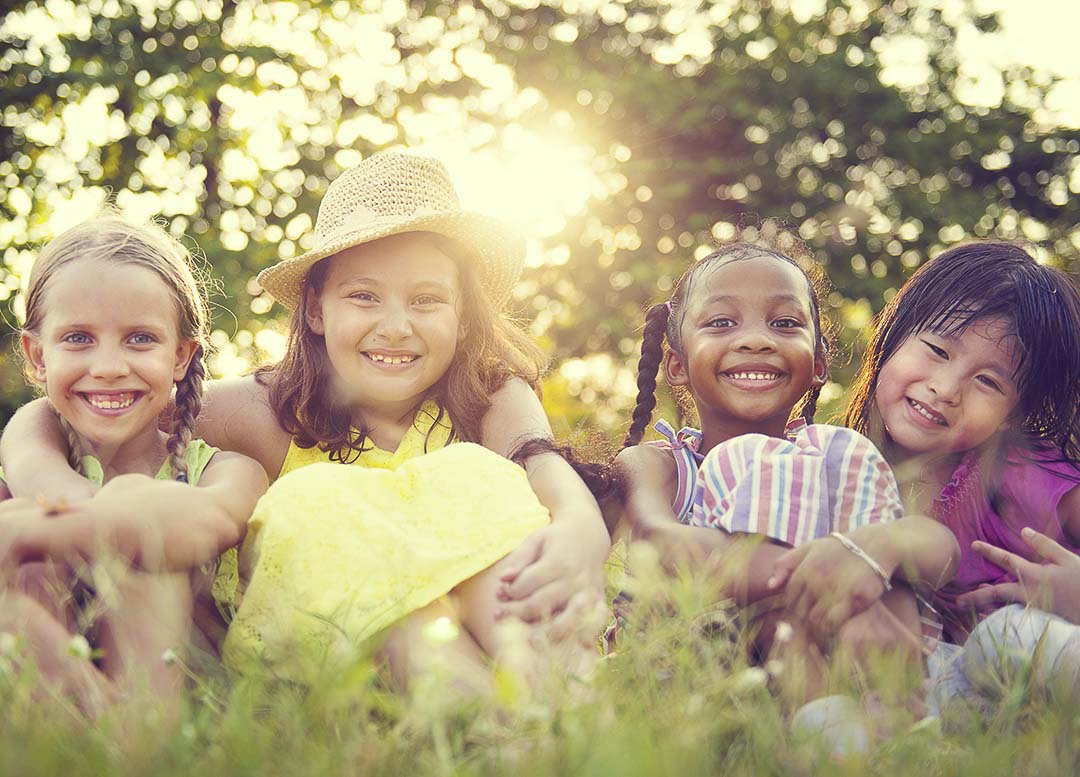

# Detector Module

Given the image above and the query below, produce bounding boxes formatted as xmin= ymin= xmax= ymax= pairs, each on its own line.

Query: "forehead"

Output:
xmin=688 ymin=254 xmax=811 ymax=310
xmin=43 ymin=259 xmax=177 ymax=322
xmin=934 ymin=315 xmax=1021 ymax=369
xmin=324 ymin=233 xmax=459 ymax=286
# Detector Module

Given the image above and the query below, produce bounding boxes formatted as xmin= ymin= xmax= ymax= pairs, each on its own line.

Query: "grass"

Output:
xmin=1 ymin=565 xmax=1077 ymax=777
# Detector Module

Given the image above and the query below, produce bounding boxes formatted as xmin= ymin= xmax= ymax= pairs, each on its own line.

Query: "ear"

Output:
xmin=173 ymin=339 xmax=200 ymax=383
xmin=810 ymin=352 xmax=828 ymax=389
xmin=664 ymin=349 xmax=690 ymax=388
xmin=20 ymin=332 xmax=47 ymax=382
xmin=304 ymin=287 xmax=325 ymax=335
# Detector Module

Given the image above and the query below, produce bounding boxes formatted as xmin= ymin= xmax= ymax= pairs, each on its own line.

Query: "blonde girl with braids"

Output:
xmin=0 ymin=213 xmax=266 ymax=715
xmin=614 ymin=234 xmax=957 ymax=735
xmin=3 ymin=154 xmax=609 ymax=691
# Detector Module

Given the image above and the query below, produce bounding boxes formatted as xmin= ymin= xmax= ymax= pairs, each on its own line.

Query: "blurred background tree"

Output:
xmin=2 ymin=0 xmax=1078 ymax=437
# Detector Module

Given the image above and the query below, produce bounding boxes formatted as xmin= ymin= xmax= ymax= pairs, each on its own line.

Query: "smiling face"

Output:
xmin=873 ymin=315 xmax=1021 ymax=461
xmin=665 ymin=255 xmax=826 ymax=444
xmin=304 ymin=233 xmax=463 ymax=426
xmin=21 ymin=259 xmax=197 ymax=456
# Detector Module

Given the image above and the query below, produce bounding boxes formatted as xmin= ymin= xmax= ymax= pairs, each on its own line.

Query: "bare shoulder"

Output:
xmin=480 ymin=376 xmax=552 ymax=457
xmin=197 ymin=376 xmax=290 ymax=480
xmin=616 ymin=443 xmax=677 ymax=495
xmin=199 ymin=450 xmax=270 ymax=492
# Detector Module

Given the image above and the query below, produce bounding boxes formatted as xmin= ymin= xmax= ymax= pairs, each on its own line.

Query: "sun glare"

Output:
xmin=413 ymin=125 xmax=604 ymax=266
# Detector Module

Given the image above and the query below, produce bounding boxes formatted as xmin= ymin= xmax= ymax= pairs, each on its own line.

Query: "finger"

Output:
xmin=767 ymin=544 xmax=809 ymax=590
xmin=495 ymin=581 xmax=562 ymax=623
xmin=956 ymin=582 xmax=1028 ymax=609
xmin=1020 ymin=527 xmax=1072 ymax=565
xmin=545 ymin=592 xmax=595 ymax=644
xmin=497 ymin=533 xmax=544 ymax=585
xmin=499 ymin=554 xmax=562 ymax=601
xmin=970 ymin=540 xmax=1037 ymax=578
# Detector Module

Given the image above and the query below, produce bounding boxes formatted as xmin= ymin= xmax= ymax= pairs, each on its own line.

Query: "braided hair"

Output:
xmin=623 ymin=229 xmax=832 ymax=449
xmin=20 ymin=210 xmax=211 ymax=481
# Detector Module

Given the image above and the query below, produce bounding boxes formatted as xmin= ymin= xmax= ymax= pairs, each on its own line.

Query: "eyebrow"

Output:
xmin=337 ymin=277 xmax=456 ymax=294
xmin=702 ymin=293 xmax=806 ymax=306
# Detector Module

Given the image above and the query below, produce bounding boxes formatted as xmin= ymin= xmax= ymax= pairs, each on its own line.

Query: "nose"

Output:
xmin=927 ymin=368 xmax=961 ymax=405
xmin=731 ymin=321 xmax=776 ymax=353
xmin=375 ymin=302 xmax=414 ymax=341
xmin=89 ymin=343 xmax=131 ymax=380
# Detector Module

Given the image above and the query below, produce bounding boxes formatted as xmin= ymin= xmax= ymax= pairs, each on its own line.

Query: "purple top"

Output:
xmin=931 ymin=443 xmax=1080 ymax=641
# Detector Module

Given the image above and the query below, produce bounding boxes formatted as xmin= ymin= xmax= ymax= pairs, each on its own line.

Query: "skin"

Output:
xmin=618 ymin=255 xmax=827 ymax=605
xmin=0 ymin=232 xmax=609 ymax=687
xmin=0 ymin=258 xmax=267 ymax=713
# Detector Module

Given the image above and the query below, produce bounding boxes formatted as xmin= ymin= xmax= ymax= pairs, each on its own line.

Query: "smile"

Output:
xmin=80 ymin=392 xmax=139 ymax=411
xmin=364 ymin=352 xmax=419 ymax=365
xmin=907 ymin=397 xmax=948 ymax=427
xmin=723 ymin=371 xmax=784 ymax=381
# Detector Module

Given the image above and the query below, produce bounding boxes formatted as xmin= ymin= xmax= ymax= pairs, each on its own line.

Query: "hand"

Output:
xmin=0 ymin=499 xmax=51 ymax=571
xmin=768 ymin=532 xmax=891 ymax=643
xmin=832 ymin=588 xmax=926 ymax=666
xmin=956 ymin=528 xmax=1080 ymax=623
xmin=494 ymin=518 xmax=608 ymax=631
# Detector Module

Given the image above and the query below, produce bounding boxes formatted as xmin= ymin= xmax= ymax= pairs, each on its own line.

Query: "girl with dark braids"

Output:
xmin=0 ymin=212 xmax=266 ymax=716
xmin=615 ymin=235 xmax=958 ymax=746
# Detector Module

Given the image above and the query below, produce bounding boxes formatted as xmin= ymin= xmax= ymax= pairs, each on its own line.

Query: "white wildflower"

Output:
xmin=67 ymin=634 xmax=92 ymax=660
xmin=161 ymin=647 xmax=179 ymax=665
xmin=729 ymin=666 xmax=769 ymax=696
xmin=774 ymin=620 xmax=794 ymax=644
xmin=422 ymin=616 xmax=460 ymax=644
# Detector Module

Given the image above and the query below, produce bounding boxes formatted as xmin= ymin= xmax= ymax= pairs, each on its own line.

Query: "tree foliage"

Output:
xmin=2 ymin=0 xmax=1077 ymax=429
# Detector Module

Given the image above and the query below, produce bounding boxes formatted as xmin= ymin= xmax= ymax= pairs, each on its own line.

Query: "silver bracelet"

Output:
xmin=829 ymin=532 xmax=892 ymax=592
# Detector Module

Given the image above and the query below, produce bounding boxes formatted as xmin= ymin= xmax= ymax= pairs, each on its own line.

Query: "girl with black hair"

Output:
xmin=786 ymin=241 xmax=1080 ymax=710
xmin=616 ymin=236 xmax=959 ymax=727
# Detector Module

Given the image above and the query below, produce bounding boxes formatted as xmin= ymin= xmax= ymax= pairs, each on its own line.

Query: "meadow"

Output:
xmin=1 ymin=558 xmax=1076 ymax=777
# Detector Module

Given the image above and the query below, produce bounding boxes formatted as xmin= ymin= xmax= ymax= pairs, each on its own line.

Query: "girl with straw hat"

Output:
xmin=2 ymin=152 xmax=610 ymax=691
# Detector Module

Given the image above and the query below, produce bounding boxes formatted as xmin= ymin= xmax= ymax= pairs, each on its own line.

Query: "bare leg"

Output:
xmin=0 ymin=591 xmax=116 ymax=718
xmin=92 ymin=568 xmax=192 ymax=705
xmin=451 ymin=554 xmax=597 ymax=691
xmin=376 ymin=597 xmax=492 ymax=699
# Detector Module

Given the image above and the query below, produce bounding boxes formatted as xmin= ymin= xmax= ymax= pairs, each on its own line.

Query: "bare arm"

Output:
xmin=193 ymin=375 xmax=291 ymax=481
xmin=0 ymin=397 xmax=98 ymax=500
xmin=6 ymin=451 xmax=267 ymax=572
xmin=479 ymin=377 xmax=610 ymax=619
xmin=616 ymin=444 xmax=787 ymax=607
xmin=849 ymin=515 xmax=960 ymax=591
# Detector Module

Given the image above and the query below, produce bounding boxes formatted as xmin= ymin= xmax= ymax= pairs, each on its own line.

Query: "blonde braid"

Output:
xmin=54 ymin=410 xmax=90 ymax=473
xmin=165 ymin=346 xmax=205 ymax=482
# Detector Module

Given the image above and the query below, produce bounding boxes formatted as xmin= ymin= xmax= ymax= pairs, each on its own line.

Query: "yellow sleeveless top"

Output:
xmin=222 ymin=400 xmax=550 ymax=682
xmin=276 ymin=400 xmax=454 ymax=476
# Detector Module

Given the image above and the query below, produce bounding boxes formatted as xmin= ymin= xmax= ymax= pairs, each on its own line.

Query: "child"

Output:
xmin=834 ymin=241 xmax=1080 ymax=711
xmin=0 ymin=213 xmax=266 ymax=715
xmin=613 ymin=235 xmax=958 ymax=748
xmin=1 ymin=153 xmax=609 ymax=689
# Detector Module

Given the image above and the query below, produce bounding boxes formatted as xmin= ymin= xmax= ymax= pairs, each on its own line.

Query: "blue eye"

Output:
xmin=129 ymin=332 xmax=157 ymax=345
xmin=62 ymin=332 xmax=91 ymax=345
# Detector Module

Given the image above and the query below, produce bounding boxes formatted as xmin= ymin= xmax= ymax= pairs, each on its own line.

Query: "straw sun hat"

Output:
xmin=256 ymin=153 xmax=525 ymax=309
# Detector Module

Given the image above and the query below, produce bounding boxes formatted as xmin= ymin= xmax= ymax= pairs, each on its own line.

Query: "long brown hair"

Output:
xmin=258 ymin=233 xmax=546 ymax=461
xmin=20 ymin=212 xmax=210 ymax=481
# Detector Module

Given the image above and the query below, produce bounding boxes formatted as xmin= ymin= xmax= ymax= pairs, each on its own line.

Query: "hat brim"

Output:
xmin=256 ymin=210 xmax=525 ymax=310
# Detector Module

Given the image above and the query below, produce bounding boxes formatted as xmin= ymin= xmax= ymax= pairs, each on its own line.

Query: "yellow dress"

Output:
xmin=222 ymin=401 xmax=550 ymax=681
